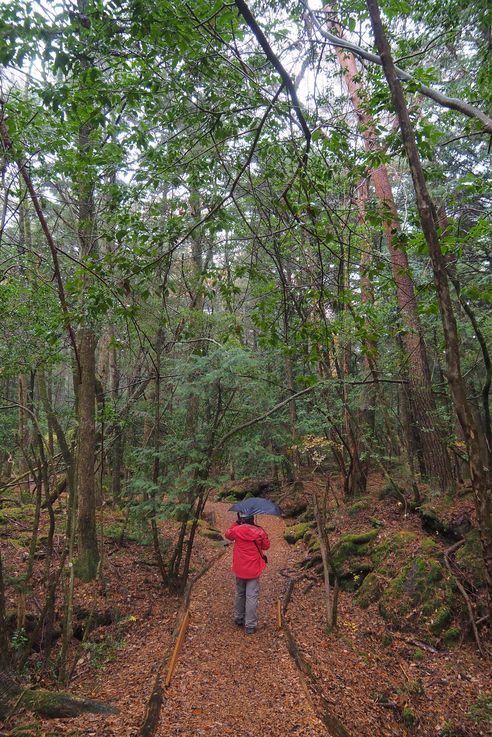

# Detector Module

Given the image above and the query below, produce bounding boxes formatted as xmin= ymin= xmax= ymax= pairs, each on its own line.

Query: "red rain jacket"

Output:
xmin=224 ymin=522 xmax=270 ymax=579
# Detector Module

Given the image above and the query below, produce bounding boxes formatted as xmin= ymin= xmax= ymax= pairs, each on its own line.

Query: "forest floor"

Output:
xmin=28 ymin=502 xmax=327 ymax=737
xmin=2 ymin=475 xmax=492 ymax=737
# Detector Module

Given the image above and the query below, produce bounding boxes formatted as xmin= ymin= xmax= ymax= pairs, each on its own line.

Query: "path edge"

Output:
xmin=138 ymin=548 xmax=228 ymax=737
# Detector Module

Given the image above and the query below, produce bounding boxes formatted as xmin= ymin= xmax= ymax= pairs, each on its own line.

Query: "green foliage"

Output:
xmin=438 ymin=721 xmax=466 ymax=737
xmin=81 ymin=633 xmax=126 ymax=670
xmin=402 ymin=707 xmax=417 ymax=727
xmin=11 ymin=627 xmax=29 ymax=651
xmin=467 ymin=694 xmax=492 ymax=726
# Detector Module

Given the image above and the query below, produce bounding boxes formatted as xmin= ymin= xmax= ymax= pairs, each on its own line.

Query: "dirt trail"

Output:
xmin=158 ymin=502 xmax=327 ymax=736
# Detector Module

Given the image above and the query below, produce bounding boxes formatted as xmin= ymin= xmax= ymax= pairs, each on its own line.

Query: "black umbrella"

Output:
xmin=228 ymin=497 xmax=282 ymax=517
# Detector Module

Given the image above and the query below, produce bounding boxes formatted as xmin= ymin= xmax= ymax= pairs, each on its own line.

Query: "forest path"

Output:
xmin=158 ymin=501 xmax=327 ymax=736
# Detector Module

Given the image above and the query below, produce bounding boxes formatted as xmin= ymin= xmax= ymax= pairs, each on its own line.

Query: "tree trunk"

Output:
xmin=38 ymin=370 xmax=74 ymax=495
xmin=74 ymin=69 xmax=99 ymax=579
xmin=330 ymin=15 xmax=454 ymax=493
xmin=144 ymin=340 xmax=168 ymax=586
xmin=75 ymin=325 xmax=99 ymax=582
xmin=17 ymin=374 xmax=31 ymax=478
xmin=366 ymin=0 xmax=492 ymax=616
xmin=313 ymin=493 xmax=339 ymax=628
xmin=110 ymin=344 xmax=124 ymax=504
xmin=0 ymin=549 xmax=9 ymax=669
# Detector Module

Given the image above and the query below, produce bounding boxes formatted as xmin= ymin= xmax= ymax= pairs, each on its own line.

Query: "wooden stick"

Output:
xmin=165 ymin=609 xmax=191 ymax=687
xmin=282 ymin=578 xmax=296 ymax=614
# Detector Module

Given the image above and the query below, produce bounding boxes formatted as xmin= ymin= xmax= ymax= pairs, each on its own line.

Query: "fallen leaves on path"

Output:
xmin=158 ymin=502 xmax=328 ymax=737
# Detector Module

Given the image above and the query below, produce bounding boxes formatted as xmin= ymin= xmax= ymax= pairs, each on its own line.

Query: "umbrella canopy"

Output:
xmin=228 ymin=496 xmax=282 ymax=517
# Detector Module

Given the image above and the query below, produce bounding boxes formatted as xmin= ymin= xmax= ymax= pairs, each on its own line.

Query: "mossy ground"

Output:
xmin=0 ymin=504 xmax=35 ymax=522
xmin=455 ymin=530 xmax=486 ymax=589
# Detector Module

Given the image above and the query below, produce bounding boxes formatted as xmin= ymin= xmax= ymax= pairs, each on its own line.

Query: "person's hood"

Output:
xmin=233 ymin=524 xmax=265 ymax=541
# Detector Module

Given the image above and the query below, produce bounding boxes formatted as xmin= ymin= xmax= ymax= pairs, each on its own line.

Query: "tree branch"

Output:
xmin=235 ymin=0 xmax=311 ymax=154
xmin=214 ymin=375 xmax=408 ymax=451
xmin=303 ymin=3 xmax=492 ymax=134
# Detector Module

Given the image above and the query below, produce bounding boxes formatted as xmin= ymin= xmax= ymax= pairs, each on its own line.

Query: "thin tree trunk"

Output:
xmin=147 ymin=347 xmax=168 ymax=586
xmin=313 ymin=492 xmax=339 ymax=628
xmin=75 ymin=327 xmax=99 ymax=581
xmin=17 ymin=375 xmax=31 ymax=477
xmin=38 ymin=371 xmax=74 ymax=494
xmin=109 ymin=345 xmax=123 ymax=504
xmin=0 ymin=548 xmax=9 ymax=669
xmin=74 ymin=73 xmax=99 ymax=579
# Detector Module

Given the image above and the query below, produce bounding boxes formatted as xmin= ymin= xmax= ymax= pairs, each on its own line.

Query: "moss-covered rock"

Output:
xmin=378 ymin=482 xmax=406 ymax=501
xmin=284 ymin=523 xmax=310 ymax=544
xmin=332 ymin=530 xmax=378 ymax=565
xmin=297 ymin=508 xmax=315 ymax=524
xmin=430 ymin=605 xmax=452 ymax=635
xmin=303 ymin=530 xmax=320 ymax=553
xmin=369 ymin=517 xmax=385 ymax=529
xmin=442 ymin=625 xmax=460 ymax=645
xmin=378 ymin=554 xmax=455 ymax=640
xmin=348 ymin=498 xmax=370 ymax=516
xmin=186 ymin=518 xmax=207 ymax=529
xmin=331 ymin=530 xmax=379 ymax=589
xmin=419 ymin=505 xmax=446 ymax=534
xmin=356 ymin=572 xmax=382 ymax=608
xmin=371 ymin=531 xmax=417 ymax=571
xmin=340 ymin=530 xmax=379 ymax=547
xmin=420 ymin=537 xmax=440 ymax=555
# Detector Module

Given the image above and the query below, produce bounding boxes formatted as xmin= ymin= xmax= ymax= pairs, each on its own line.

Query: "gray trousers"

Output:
xmin=234 ymin=576 xmax=260 ymax=629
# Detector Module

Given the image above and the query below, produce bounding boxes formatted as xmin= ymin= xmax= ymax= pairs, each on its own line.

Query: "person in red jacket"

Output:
xmin=224 ymin=513 xmax=270 ymax=634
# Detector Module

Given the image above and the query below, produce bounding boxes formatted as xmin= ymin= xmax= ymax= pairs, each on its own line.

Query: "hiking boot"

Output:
xmin=234 ymin=619 xmax=244 ymax=627
xmin=245 ymin=627 xmax=256 ymax=634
